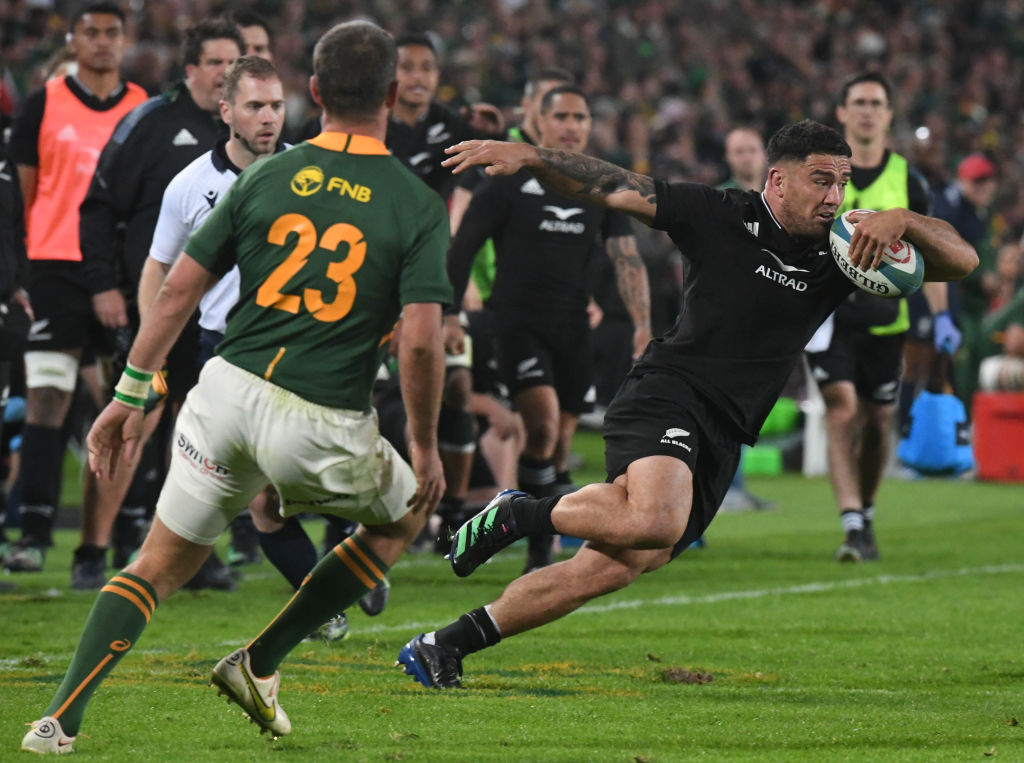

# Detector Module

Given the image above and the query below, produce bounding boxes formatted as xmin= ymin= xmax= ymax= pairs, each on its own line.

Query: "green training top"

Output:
xmin=837 ymin=151 xmax=911 ymax=335
xmin=185 ymin=131 xmax=452 ymax=410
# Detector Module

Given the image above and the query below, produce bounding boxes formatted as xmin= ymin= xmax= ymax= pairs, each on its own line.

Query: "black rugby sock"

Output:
xmin=510 ymin=494 xmax=560 ymax=536
xmin=431 ymin=606 xmax=502 ymax=656
xmin=19 ymin=424 xmax=63 ymax=545
xmin=258 ymin=517 xmax=319 ymax=590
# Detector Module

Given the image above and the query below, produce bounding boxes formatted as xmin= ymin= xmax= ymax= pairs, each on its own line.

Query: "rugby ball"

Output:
xmin=829 ymin=209 xmax=924 ymax=297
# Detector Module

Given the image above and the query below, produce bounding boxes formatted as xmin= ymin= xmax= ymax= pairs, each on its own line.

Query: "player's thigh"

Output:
xmin=550 ymin=327 xmax=594 ymax=415
xmin=858 ymin=333 xmax=905 ymax=404
xmin=604 ymin=373 xmax=740 ymax=555
xmin=495 ymin=326 xmax=556 ymax=399
xmin=156 ymin=361 xmax=269 ymax=545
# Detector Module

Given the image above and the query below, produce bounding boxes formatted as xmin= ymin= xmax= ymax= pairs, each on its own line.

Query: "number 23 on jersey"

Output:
xmin=256 ymin=213 xmax=366 ymax=323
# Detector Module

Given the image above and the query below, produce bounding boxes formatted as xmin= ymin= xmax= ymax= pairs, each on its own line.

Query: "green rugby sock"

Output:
xmin=45 ymin=573 xmax=158 ymax=736
xmin=247 ymin=534 xmax=389 ymax=676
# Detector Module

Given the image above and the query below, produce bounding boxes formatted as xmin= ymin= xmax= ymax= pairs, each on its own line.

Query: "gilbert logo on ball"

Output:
xmin=829 ymin=209 xmax=924 ymax=297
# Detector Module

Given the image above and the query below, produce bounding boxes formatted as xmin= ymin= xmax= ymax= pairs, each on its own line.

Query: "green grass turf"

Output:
xmin=3 ymin=432 xmax=1023 ymax=760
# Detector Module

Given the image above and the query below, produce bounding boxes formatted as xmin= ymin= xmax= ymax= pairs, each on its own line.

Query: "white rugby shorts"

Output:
xmin=156 ymin=356 xmax=416 ymax=545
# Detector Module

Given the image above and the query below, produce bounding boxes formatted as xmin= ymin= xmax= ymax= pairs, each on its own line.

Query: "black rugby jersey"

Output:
xmin=633 ymin=181 xmax=855 ymax=444
xmin=447 ymin=169 xmax=634 ymax=330
xmin=386 ymin=101 xmax=494 ymax=201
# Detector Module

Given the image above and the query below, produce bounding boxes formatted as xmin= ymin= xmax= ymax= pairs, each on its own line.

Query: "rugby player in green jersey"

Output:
xmin=22 ymin=20 xmax=451 ymax=753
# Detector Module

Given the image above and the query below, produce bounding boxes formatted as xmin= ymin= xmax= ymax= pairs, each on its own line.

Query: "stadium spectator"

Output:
xmin=21 ymin=20 xmax=450 ymax=753
xmin=396 ymin=119 xmax=976 ymax=689
xmin=806 ymin=73 xmax=956 ymax=563
xmin=444 ymin=85 xmax=651 ymax=573
xmin=66 ymin=18 xmax=244 ymax=591
xmin=931 ymin=153 xmax=1003 ymax=408
xmin=4 ymin=2 xmax=146 ymax=578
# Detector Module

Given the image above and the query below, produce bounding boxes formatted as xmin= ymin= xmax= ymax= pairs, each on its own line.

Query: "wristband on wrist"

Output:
xmin=114 ymin=363 xmax=155 ymax=409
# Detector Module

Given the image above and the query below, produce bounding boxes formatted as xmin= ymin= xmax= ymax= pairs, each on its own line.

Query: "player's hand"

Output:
xmin=933 ymin=310 xmax=962 ymax=354
xmin=92 ymin=288 xmax=129 ymax=328
xmin=462 ymin=103 xmax=505 ymax=135
xmin=443 ymin=314 xmax=465 ymax=354
xmin=443 ymin=140 xmax=537 ymax=176
xmin=632 ymin=326 xmax=652 ymax=360
xmin=87 ymin=400 xmax=144 ymax=480
xmin=406 ymin=441 xmax=445 ymax=516
xmin=586 ymin=298 xmax=603 ymax=329
xmin=846 ymin=209 xmax=907 ymax=271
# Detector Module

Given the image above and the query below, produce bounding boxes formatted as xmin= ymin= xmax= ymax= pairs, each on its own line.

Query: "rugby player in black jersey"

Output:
xmin=396 ymin=119 xmax=977 ymax=689
xmin=444 ymin=85 xmax=651 ymax=573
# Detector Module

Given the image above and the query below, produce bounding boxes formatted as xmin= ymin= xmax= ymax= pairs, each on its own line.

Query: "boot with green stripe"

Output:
xmin=448 ymin=489 xmax=527 ymax=577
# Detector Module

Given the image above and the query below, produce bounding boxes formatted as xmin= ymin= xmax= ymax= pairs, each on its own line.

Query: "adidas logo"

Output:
xmin=409 ymin=151 xmax=431 ymax=167
xmin=520 ymin=178 xmax=544 ymax=195
xmin=172 ymin=128 xmax=199 ymax=147
xmin=56 ymin=124 xmax=78 ymax=143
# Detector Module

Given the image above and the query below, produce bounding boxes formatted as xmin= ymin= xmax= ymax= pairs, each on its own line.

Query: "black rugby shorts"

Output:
xmin=602 ymin=372 xmax=741 ymax=557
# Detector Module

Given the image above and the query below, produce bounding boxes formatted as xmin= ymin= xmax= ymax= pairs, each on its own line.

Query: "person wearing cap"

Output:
xmin=931 ymin=152 xmax=1001 ymax=406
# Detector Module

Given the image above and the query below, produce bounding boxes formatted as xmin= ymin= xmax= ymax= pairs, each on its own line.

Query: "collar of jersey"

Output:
xmin=309 ymin=131 xmax=390 ymax=155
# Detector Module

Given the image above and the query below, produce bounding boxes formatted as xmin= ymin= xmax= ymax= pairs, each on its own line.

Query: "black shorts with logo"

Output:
xmin=27 ymin=261 xmax=112 ymax=354
xmin=807 ymin=323 xmax=904 ymax=404
xmin=495 ymin=322 xmax=594 ymax=414
xmin=602 ymin=371 xmax=742 ymax=558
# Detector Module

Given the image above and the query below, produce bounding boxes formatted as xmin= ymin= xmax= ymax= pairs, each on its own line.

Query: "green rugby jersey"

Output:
xmin=184 ymin=131 xmax=452 ymax=410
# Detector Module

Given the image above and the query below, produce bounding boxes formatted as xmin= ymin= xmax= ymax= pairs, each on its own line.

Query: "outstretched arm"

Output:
xmin=443 ymin=140 xmax=658 ymax=225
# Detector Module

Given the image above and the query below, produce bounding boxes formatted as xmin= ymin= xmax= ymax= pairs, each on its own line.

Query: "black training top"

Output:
xmin=634 ymin=182 xmax=855 ymax=444
xmin=386 ymin=101 xmax=497 ymax=201
xmin=448 ymin=169 xmax=634 ymax=331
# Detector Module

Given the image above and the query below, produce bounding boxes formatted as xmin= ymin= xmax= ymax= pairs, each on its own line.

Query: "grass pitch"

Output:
xmin=3 ymin=437 xmax=1023 ymax=761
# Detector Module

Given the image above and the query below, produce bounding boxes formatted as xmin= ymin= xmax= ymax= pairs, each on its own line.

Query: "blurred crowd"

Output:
xmin=2 ymin=1 xmax=1023 ymax=208
xmin=3 ymin=0 xmax=1023 ymax=374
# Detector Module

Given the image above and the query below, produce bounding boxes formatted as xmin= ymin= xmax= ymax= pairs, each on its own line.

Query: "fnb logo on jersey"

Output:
xmin=291 ymin=166 xmax=324 ymax=196
xmin=176 ymin=433 xmax=231 ymax=478
xmin=326 ymin=176 xmax=372 ymax=202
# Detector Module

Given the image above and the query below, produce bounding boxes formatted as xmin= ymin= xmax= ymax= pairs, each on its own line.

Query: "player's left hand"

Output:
xmin=933 ymin=310 xmax=962 ymax=354
xmin=87 ymin=400 xmax=144 ymax=480
xmin=632 ymin=326 xmax=653 ymax=360
xmin=443 ymin=140 xmax=536 ymax=176
xmin=407 ymin=442 xmax=445 ymax=516
xmin=846 ymin=209 xmax=907 ymax=271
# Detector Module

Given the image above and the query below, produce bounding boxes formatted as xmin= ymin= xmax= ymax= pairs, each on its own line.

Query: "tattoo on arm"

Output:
xmin=534 ymin=149 xmax=656 ymax=221
xmin=606 ymin=235 xmax=651 ymax=332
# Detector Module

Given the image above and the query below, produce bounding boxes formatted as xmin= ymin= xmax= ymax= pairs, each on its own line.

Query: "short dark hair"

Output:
xmin=229 ymin=9 xmax=271 ymax=40
xmin=314 ymin=21 xmax=397 ymax=120
xmin=222 ymin=55 xmax=278 ymax=103
xmin=395 ymin=32 xmax=436 ymax=56
xmin=69 ymin=1 xmax=125 ymax=31
xmin=766 ymin=119 xmax=851 ymax=165
xmin=539 ymin=84 xmax=589 ymax=114
xmin=182 ymin=18 xmax=245 ymax=67
xmin=524 ymin=67 xmax=574 ymax=98
xmin=839 ymin=71 xmax=893 ymax=107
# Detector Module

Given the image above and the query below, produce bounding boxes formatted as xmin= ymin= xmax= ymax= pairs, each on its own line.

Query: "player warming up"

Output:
xmin=396 ymin=120 xmax=976 ymax=689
